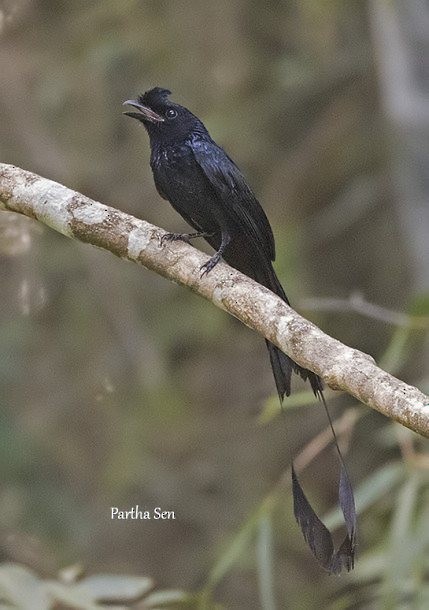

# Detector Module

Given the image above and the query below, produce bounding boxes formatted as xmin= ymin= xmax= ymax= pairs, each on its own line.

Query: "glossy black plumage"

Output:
xmin=124 ymin=87 xmax=322 ymax=400
xmin=124 ymin=87 xmax=356 ymax=572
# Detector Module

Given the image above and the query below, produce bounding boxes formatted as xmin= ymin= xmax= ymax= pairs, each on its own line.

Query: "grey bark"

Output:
xmin=1 ymin=163 xmax=428 ymax=437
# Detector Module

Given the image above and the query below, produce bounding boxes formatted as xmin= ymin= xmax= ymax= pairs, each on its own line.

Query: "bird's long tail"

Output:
xmin=257 ymin=262 xmax=357 ymax=574
xmin=266 ymin=341 xmax=323 ymax=402
xmin=256 ymin=262 xmax=322 ymax=401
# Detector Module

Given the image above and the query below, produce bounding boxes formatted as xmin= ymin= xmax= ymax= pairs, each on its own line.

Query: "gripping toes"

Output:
xmin=160 ymin=232 xmax=190 ymax=246
xmin=200 ymin=253 xmax=221 ymax=277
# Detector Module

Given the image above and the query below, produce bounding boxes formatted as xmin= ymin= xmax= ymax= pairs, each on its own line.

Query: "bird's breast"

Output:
xmin=151 ymin=142 xmax=191 ymax=169
xmin=150 ymin=143 xmax=213 ymax=209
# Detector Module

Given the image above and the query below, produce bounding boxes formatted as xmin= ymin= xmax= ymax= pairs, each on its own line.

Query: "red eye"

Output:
xmin=165 ymin=108 xmax=177 ymax=119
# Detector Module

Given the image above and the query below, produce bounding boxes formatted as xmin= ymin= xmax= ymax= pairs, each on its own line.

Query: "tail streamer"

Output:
xmin=291 ymin=391 xmax=357 ymax=574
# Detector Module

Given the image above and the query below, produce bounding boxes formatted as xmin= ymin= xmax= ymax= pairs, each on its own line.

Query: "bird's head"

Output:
xmin=123 ymin=87 xmax=206 ymax=143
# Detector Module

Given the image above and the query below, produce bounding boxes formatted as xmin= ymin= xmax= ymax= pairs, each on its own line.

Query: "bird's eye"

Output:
xmin=165 ymin=108 xmax=178 ymax=119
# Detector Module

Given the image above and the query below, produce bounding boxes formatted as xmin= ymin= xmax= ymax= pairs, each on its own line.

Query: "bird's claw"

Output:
xmin=160 ymin=232 xmax=190 ymax=246
xmin=200 ymin=254 xmax=220 ymax=277
xmin=200 ymin=264 xmax=209 ymax=278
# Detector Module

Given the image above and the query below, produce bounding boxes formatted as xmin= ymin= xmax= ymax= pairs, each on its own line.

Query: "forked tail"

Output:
xmin=259 ymin=261 xmax=357 ymax=573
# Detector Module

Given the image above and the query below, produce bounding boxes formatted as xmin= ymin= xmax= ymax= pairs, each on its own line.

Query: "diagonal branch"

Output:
xmin=1 ymin=163 xmax=428 ymax=437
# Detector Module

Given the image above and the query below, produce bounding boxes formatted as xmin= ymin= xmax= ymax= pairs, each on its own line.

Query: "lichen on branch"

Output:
xmin=1 ymin=163 xmax=428 ymax=437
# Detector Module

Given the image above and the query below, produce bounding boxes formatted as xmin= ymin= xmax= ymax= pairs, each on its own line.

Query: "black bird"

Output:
xmin=124 ymin=87 xmax=356 ymax=573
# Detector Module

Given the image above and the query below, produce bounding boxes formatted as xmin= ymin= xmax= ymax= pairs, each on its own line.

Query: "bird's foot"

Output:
xmin=160 ymin=231 xmax=213 ymax=247
xmin=200 ymin=253 xmax=221 ymax=277
xmin=160 ymin=232 xmax=191 ymax=246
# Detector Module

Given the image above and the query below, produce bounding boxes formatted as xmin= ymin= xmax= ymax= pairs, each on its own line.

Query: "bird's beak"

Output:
xmin=122 ymin=100 xmax=164 ymax=123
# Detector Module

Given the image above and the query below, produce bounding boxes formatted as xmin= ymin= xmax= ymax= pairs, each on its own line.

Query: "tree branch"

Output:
xmin=1 ymin=163 xmax=428 ymax=437
xmin=301 ymin=292 xmax=429 ymax=329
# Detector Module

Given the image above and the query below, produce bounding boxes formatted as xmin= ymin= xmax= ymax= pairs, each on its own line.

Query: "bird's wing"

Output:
xmin=191 ymin=139 xmax=276 ymax=261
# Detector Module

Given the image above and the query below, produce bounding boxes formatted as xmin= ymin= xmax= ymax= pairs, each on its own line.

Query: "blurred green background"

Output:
xmin=0 ymin=1 xmax=428 ymax=608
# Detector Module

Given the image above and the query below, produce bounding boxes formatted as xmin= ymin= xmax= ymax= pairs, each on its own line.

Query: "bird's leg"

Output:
xmin=200 ymin=231 xmax=231 ymax=277
xmin=160 ymin=231 xmax=213 ymax=246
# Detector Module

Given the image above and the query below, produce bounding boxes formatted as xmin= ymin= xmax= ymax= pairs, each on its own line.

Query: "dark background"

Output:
xmin=0 ymin=1 xmax=428 ymax=608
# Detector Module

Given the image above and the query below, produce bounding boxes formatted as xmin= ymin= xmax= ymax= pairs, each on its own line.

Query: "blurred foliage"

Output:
xmin=0 ymin=0 xmax=428 ymax=609
xmin=0 ymin=562 xmax=201 ymax=609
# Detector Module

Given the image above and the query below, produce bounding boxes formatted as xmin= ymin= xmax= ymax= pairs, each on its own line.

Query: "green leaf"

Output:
xmin=142 ymin=589 xmax=196 ymax=608
xmin=0 ymin=564 xmax=49 ymax=610
xmin=258 ymin=390 xmax=319 ymax=424
xmin=378 ymin=326 xmax=414 ymax=374
xmin=256 ymin=516 xmax=276 ymax=610
xmin=43 ymin=581 xmax=101 ymax=609
xmin=350 ymin=550 xmax=386 ymax=582
xmin=380 ymin=471 xmax=422 ymax=608
xmin=323 ymin=461 xmax=404 ymax=530
xmin=75 ymin=574 xmax=153 ymax=602
xmin=206 ymin=513 xmax=256 ymax=589
xmin=205 ymin=495 xmax=275 ymax=592
xmin=408 ymin=294 xmax=429 ymax=317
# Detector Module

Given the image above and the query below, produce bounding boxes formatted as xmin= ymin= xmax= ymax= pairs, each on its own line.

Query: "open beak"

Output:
xmin=122 ymin=99 xmax=164 ymax=123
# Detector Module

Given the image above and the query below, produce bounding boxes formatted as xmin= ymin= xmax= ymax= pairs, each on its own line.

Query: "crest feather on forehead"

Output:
xmin=138 ymin=87 xmax=172 ymax=107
